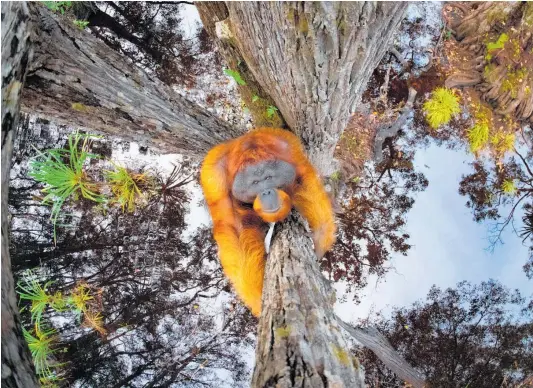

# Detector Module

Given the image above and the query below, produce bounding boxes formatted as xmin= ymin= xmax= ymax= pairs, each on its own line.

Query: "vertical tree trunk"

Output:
xmin=197 ymin=3 xmax=416 ymax=387
xmin=21 ymin=3 xmax=244 ymax=156
xmin=198 ymin=2 xmax=407 ymax=174
xmin=2 ymin=2 xmax=418 ymax=387
xmin=1 ymin=2 xmax=39 ymax=387
xmin=253 ymin=218 xmax=364 ymax=387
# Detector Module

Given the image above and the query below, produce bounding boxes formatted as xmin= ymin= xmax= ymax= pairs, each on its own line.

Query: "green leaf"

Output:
xmin=105 ymin=165 xmax=146 ymax=213
xmin=423 ymin=87 xmax=461 ymax=129
xmin=486 ymin=33 xmax=509 ymax=54
xmin=252 ymin=95 xmax=259 ymax=103
xmin=28 ymin=131 xmax=104 ymax=242
xmin=42 ymin=1 xmax=72 ymax=14
xmin=223 ymin=68 xmax=246 ymax=86
xmin=73 ymin=20 xmax=90 ymax=30
xmin=266 ymin=105 xmax=279 ymax=119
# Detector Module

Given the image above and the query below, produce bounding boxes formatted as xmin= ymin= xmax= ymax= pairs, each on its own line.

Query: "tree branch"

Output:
xmin=22 ymin=3 xmax=243 ymax=157
xmin=514 ymin=147 xmax=533 ymax=179
xmin=336 ymin=318 xmax=426 ymax=388
xmin=1 ymin=2 xmax=40 ymax=386
xmin=390 ymin=47 xmax=410 ymax=71
xmin=373 ymin=88 xmax=417 ymax=164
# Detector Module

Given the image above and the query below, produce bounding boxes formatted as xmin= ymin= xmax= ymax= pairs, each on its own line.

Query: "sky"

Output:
xmin=176 ymin=0 xmax=531 ymax=325
xmin=336 ymin=143 xmax=531 ymax=323
xmin=183 ymin=138 xmax=531 ymax=326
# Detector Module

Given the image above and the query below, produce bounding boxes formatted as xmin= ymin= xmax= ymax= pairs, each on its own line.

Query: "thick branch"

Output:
xmin=198 ymin=2 xmax=407 ymax=174
xmin=373 ymin=87 xmax=417 ymax=164
xmin=1 ymin=2 xmax=39 ymax=387
xmin=22 ymin=3 xmax=243 ymax=157
xmin=337 ymin=319 xmax=426 ymax=388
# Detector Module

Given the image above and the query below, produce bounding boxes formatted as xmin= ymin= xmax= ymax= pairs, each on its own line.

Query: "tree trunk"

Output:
xmin=197 ymin=2 xmax=407 ymax=174
xmin=3 ymin=2 xmax=421 ymax=387
xmin=198 ymin=3 xmax=420 ymax=387
xmin=445 ymin=2 xmax=532 ymax=122
xmin=21 ymin=3 xmax=244 ymax=157
xmin=1 ymin=2 xmax=39 ymax=387
xmin=253 ymin=218 xmax=365 ymax=387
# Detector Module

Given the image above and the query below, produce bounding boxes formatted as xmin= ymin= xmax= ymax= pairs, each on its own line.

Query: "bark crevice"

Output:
xmin=22 ymin=3 xmax=244 ymax=157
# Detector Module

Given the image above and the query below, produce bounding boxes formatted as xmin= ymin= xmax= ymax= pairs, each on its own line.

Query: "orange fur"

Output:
xmin=253 ymin=189 xmax=292 ymax=223
xmin=200 ymin=128 xmax=336 ymax=316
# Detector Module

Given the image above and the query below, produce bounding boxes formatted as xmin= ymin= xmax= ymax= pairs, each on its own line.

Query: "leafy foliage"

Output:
xmin=23 ymin=325 xmax=60 ymax=381
xmin=502 ymin=179 xmax=516 ymax=194
xmin=105 ymin=166 xmax=148 ymax=213
xmin=17 ymin=271 xmax=58 ymax=329
xmin=358 ymin=280 xmax=533 ymax=387
xmin=17 ymin=268 xmax=105 ymax=382
xmin=42 ymin=1 xmax=72 ymax=14
xmin=17 ymin=271 xmax=102 ymax=328
xmin=72 ymin=19 xmax=89 ymax=30
xmin=266 ymin=105 xmax=279 ymax=119
xmin=521 ymin=207 xmax=533 ymax=242
xmin=29 ymin=131 xmax=104 ymax=241
xmin=467 ymin=121 xmax=490 ymax=153
xmin=68 ymin=282 xmax=94 ymax=318
xmin=82 ymin=311 xmax=107 ymax=337
xmin=502 ymin=68 xmax=529 ymax=98
xmin=223 ymin=68 xmax=247 ymax=86
xmin=423 ymin=87 xmax=461 ymax=129
xmin=458 ymin=141 xmax=532 ymax=259
xmin=321 ymin=160 xmax=428 ymax=300
xmin=485 ymin=33 xmax=509 ymax=61
xmin=490 ymin=131 xmax=515 ymax=156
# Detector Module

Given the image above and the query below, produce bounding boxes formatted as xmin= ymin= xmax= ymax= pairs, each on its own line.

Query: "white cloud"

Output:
xmin=336 ymin=144 xmax=531 ymax=323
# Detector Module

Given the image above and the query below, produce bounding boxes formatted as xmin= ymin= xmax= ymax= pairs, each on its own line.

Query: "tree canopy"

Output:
xmin=359 ymin=280 xmax=533 ymax=388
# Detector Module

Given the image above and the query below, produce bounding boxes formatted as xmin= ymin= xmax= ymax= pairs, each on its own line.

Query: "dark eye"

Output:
xmin=265 ymin=176 xmax=272 ymax=180
xmin=252 ymin=180 xmax=259 ymax=185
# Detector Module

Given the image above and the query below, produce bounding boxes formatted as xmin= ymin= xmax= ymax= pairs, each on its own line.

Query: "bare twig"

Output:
xmin=514 ymin=147 xmax=533 ymax=179
xmin=373 ymin=88 xmax=418 ymax=164
xmin=390 ymin=47 xmax=410 ymax=71
xmin=446 ymin=2 xmax=470 ymax=16
xmin=434 ymin=23 xmax=447 ymax=56
xmin=419 ymin=48 xmax=435 ymax=72
xmin=379 ymin=63 xmax=392 ymax=106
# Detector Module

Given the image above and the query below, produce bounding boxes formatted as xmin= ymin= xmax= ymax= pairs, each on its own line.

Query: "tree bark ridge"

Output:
xmin=198 ymin=2 xmax=407 ymax=174
xmin=1 ymin=2 xmax=40 ymax=387
xmin=22 ymin=3 xmax=244 ymax=157
xmin=253 ymin=216 xmax=365 ymax=387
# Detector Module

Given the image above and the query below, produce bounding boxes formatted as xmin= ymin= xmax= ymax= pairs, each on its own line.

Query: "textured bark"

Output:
xmin=21 ymin=3 xmax=244 ymax=157
xmin=1 ymin=2 xmax=39 ymax=387
xmin=374 ymin=88 xmax=417 ymax=164
xmin=337 ymin=321 xmax=425 ymax=388
xmin=198 ymin=3 xmax=420 ymax=387
xmin=446 ymin=2 xmax=532 ymax=122
xmin=253 ymin=217 xmax=365 ymax=387
xmin=197 ymin=2 xmax=407 ymax=174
